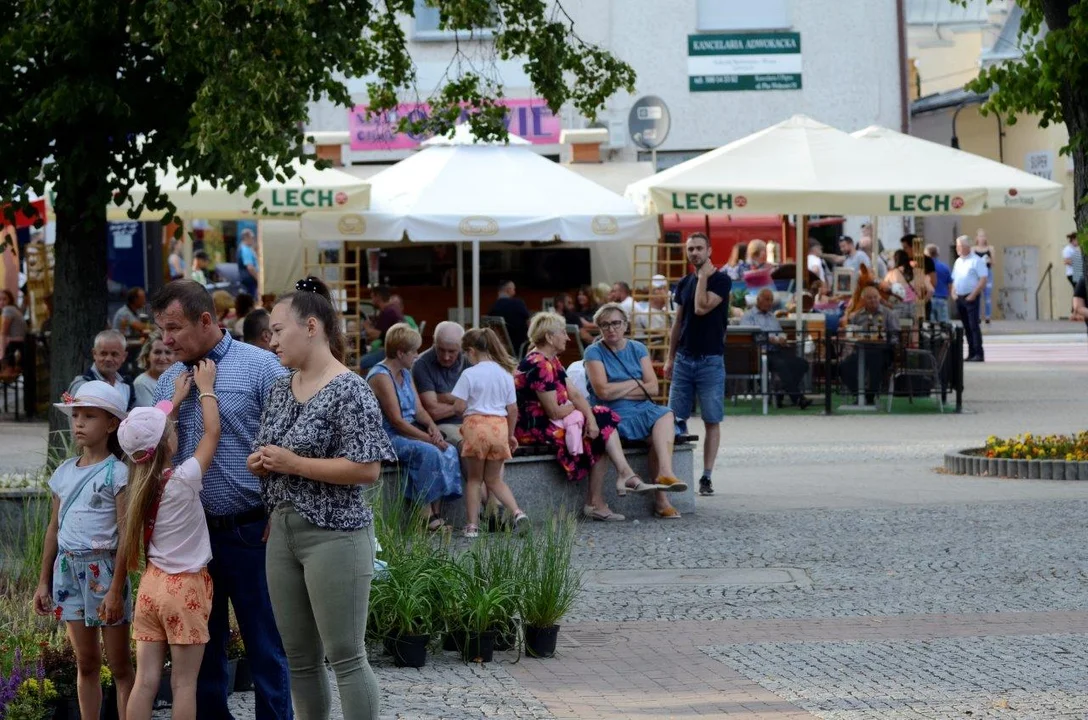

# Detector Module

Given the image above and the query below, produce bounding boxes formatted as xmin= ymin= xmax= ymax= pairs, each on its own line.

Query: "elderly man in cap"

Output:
xmin=741 ymin=288 xmax=812 ymax=409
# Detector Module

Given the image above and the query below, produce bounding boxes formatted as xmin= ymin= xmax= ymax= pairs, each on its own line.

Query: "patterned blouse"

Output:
xmin=255 ymin=372 xmax=396 ymax=531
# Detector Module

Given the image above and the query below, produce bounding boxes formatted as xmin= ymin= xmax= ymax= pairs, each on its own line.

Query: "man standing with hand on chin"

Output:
xmin=151 ymin=280 xmax=292 ymax=720
xmin=952 ymin=235 xmax=988 ymax=362
xmin=665 ymin=232 xmax=731 ymax=497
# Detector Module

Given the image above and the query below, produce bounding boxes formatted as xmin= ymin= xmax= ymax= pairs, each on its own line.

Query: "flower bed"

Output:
xmin=945 ymin=441 xmax=1088 ymax=481
xmin=983 ymin=432 xmax=1088 ymax=462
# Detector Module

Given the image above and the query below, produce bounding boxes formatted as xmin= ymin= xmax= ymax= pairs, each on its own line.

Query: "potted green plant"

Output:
xmin=370 ymin=549 xmax=442 ymax=668
xmin=519 ymin=512 xmax=582 ymax=658
xmin=460 ymin=578 xmax=517 ymax=663
xmin=463 ymin=530 xmax=523 ymax=651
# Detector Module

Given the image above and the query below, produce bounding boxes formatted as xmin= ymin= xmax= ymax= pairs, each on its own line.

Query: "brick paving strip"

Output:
xmin=507 ymin=611 xmax=1088 ymax=719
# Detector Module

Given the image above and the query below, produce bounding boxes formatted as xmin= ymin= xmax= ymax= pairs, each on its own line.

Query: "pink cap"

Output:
xmin=117 ymin=401 xmax=174 ymax=463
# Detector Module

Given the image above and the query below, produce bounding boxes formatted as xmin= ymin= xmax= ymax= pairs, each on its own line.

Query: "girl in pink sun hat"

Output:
xmin=34 ymin=380 xmax=135 ymax=720
xmin=117 ymin=360 xmax=221 ymax=720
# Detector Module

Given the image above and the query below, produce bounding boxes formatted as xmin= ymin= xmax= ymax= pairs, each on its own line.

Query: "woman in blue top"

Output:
xmin=583 ymin=303 xmax=686 ymax=520
xmin=367 ymin=323 xmax=462 ymax=530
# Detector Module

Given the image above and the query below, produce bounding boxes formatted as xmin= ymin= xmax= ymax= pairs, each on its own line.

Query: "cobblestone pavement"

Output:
xmin=134 ymin=356 xmax=1088 ymax=718
xmin=706 ymin=634 xmax=1088 ymax=719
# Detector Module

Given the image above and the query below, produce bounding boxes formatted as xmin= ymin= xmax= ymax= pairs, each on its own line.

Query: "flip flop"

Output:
xmin=655 ymin=476 xmax=689 ymax=493
xmin=427 ymin=516 xmax=446 ymax=532
xmin=654 ymin=507 xmax=682 ymax=520
xmin=584 ymin=507 xmax=625 ymax=522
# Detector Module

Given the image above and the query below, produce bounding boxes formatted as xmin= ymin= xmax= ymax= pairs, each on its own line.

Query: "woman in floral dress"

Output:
xmin=514 ymin=312 xmax=650 ymax=522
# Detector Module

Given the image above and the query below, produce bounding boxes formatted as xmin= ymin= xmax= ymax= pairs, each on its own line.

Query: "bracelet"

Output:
xmin=198 ymin=392 xmax=219 ymax=402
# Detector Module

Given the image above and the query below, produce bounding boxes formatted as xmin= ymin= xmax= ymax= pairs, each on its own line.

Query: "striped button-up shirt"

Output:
xmin=155 ymin=333 xmax=288 ymax=516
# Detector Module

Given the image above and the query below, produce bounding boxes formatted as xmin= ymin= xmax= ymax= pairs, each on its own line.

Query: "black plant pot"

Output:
xmin=525 ymin=624 xmax=560 ymax=658
xmin=461 ymin=630 xmax=496 ymax=663
xmin=492 ymin=623 xmax=516 ymax=651
xmin=234 ymin=658 xmax=254 ymax=692
xmin=155 ymin=670 xmax=172 ymax=708
xmin=51 ymin=697 xmax=80 ymax=720
xmin=388 ymin=634 xmax=430 ymax=668
xmin=226 ymin=659 xmax=238 ymax=695
xmin=442 ymin=631 xmax=466 ymax=652
xmin=99 ymin=686 xmax=118 ymax=720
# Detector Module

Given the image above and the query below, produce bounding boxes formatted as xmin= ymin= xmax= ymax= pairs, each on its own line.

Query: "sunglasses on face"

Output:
xmin=599 ymin=320 xmax=625 ymax=331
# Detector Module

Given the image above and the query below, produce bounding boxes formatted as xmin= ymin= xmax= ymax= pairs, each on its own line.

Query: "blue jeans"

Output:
xmin=929 ymin=297 xmax=950 ymax=323
xmin=668 ymin=352 xmax=726 ymax=433
xmin=956 ymin=296 xmax=984 ymax=359
xmin=198 ymin=518 xmax=293 ymax=720
xmin=983 ymin=277 xmax=993 ymax=319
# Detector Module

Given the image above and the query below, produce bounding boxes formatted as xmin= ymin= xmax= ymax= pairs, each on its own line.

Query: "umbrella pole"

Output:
xmin=795 ymin=214 xmax=807 ymax=339
xmin=457 ymin=244 xmax=465 ymax=324
xmin=871 ymin=215 xmax=879 ymax=273
xmin=472 ymin=239 xmax=481 ymax=328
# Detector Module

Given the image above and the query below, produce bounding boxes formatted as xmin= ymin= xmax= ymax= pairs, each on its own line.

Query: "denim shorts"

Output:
xmin=668 ymin=352 xmax=726 ymax=425
xmin=52 ymin=550 xmax=132 ymax=626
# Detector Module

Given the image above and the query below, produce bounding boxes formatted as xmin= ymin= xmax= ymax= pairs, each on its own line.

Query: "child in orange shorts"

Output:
xmin=451 ymin=328 xmax=527 ymax=538
xmin=118 ymin=360 xmax=220 ymax=720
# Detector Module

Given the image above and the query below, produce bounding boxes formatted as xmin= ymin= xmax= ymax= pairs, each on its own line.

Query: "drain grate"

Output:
xmin=560 ymin=629 xmax=616 ymax=648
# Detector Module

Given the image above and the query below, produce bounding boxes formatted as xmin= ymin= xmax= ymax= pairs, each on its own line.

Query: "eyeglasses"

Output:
xmin=598 ymin=320 xmax=625 ymax=331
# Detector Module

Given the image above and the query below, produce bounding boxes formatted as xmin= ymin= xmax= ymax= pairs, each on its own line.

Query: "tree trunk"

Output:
xmin=48 ymin=164 xmax=110 ymax=453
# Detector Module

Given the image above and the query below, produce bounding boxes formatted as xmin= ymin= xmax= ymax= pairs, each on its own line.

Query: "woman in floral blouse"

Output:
xmin=515 ymin=312 xmax=653 ymax=522
xmin=250 ymin=277 xmax=395 ymax=720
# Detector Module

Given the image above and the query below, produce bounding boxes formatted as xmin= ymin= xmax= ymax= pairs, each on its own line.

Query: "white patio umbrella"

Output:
xmin=300 ymin=129 xmax=655 ymax=325
xmin=106 ymin=159 xmax=370 ymax=221
xmin=625 ymin=115 xmax=991 ymax=218
xmin=851 ymin=125 xmax=1065 ymax=211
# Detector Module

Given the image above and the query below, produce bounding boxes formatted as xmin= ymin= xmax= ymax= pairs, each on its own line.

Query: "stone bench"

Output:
xmin=379 ymin=437 xmax=698 ymax=526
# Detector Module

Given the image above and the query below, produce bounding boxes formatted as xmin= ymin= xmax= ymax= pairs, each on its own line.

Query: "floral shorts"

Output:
xmin=461 ymin=415 xmax=512 ymax=461
xmin=52 ymin=550 xmax=132 ymax=626
xmin=133 ymin=563 xmax=213 ymax=645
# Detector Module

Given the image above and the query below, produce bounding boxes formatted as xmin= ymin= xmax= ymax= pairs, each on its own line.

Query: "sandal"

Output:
xmin=513 ymin=511 xmax=530 ymax=533
xmin=616 ymin=474 xmax=658 ymax=496
xmin=654 ymin=506 xmax=682 ymax=520
xmin=463 ymin=524 xmax=479 ymax=538
xmin=655 ymin=476 xmax=689 ymax=493
xmin=587 ymin=507 xmax=625 ymax=522
xmin=427 ymin=516 xmax=446 ymax=532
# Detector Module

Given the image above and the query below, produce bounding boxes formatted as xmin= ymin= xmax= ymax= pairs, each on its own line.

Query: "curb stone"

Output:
xmin=943 ymin=450 xmax=1086 ymax=481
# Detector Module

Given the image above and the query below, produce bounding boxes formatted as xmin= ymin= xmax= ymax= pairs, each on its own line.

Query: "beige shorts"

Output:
xmin=133 ymin=563 xmax=213 ymax=645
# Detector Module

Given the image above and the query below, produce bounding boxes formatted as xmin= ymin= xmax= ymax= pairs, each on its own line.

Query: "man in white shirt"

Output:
xmin=807 ymin=239 xmax=829 ymax=287
xmin=951 ymin=234 xmax=988 ymax=362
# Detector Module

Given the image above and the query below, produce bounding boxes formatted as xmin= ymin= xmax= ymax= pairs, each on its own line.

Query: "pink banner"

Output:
xmin=349 ymin=98 xmax=561 ymax=151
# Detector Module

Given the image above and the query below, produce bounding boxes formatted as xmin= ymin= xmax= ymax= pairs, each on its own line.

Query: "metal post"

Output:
xmin=795 ymin=215 xmax=807 ymax=347
xmin=954 ymin=325 xmax=964 ymax=412
xmin=472 ymin=239 xmax=481 ymax=328
xmin=824 ymin=336 xmax=833 ymax=415
xmin=457 ymin=244 xmax=464 ymax=324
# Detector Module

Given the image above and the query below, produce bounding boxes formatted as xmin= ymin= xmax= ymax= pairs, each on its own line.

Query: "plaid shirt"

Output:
xmin=155 ymin=333 xmax=288 ymax=516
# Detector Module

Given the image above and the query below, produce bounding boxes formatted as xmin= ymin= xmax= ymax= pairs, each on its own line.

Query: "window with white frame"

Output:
xmin=413 ymin=0 xmax=497 ymax=41
xmin=696 ymin=0 xmax=790 ymax=31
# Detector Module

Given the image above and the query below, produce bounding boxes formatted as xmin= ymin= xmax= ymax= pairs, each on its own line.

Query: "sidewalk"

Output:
xmin=983 ymin=318 xmax=1086 ymax=335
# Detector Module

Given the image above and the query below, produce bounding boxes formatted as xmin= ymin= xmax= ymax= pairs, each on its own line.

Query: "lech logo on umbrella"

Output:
xmin=337 ymin=214 xmax=366 ymax=236
xmin=951 ymin=196 xmax=965 ymax=210
xmin=591 ymin=215 xmax=619 ymax=235
xmin=335 ymin=191 xmax=349 ymax=205
xmin=459 ymin=217 xmax=499 ymax=236
xmin=735 ymin=195 xmax=748 ymax=208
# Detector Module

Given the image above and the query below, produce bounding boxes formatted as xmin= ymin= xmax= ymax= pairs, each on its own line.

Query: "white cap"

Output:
xmin=651 ymin=274 xmax=668 ymax=289
xmin=55 ymin=381 xmax=128 ymax=420
xmin=117 ymin=401 xmax=174 ymax=463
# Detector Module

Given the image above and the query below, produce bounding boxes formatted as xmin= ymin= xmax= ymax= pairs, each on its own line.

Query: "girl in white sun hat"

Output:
xmin=118 ymin=359 xmax=220 ymax=720
xmin=34 ymin=380 xmax=135 ymax=720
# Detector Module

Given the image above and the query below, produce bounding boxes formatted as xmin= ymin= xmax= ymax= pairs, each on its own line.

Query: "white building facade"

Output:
xmin=307 ymin=0 xmax=906 ymax=168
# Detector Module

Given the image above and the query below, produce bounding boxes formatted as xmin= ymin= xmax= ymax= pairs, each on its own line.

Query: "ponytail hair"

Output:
xmin=121 ymin=428 xmax=174 ymax=572
xmin=277 ymin=276 xmax=346 ymax=363
xmin=462 ymin=327 xmax=516 ymax=373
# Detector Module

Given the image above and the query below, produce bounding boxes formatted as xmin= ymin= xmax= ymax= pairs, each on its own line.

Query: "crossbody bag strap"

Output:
xmin=599 ymin=342 xmax=654 ymax=403
xmin=57 ymin=457 xmax=114 ymax=532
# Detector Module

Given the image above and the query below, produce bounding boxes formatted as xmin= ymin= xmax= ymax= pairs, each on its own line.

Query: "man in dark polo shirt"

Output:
xmin=487 ymin=280 xmax=531 ymax=354
xmin=413 ymin=321 xmax=468 ymax=443
xmin=665 ymin=232 xmax=732 ymax=497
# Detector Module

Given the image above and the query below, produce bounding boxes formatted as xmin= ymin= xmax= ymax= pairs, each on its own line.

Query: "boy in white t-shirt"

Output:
xmin=451 ymin=328 xmax=527 ymax=538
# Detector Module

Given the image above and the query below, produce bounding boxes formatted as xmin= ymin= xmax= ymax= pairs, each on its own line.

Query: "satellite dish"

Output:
xmin=628 ymin=96 xmax=671 ymax=150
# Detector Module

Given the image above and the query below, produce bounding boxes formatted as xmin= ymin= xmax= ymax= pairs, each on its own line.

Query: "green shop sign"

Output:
xmin=271 ymin=188 xmax=337 ymax=208
xmin=687 ymin=32 xmax=802 ymax=93
xmin=669 ymin=192 xmax=738 ymax=211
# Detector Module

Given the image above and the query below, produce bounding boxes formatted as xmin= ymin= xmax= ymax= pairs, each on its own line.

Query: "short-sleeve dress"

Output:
xmin=255 ymin=372 xmax=396 ymax=530
xmin=514 ymin=351 xmax=620 ymax=484
xmin=365 ymin=363 xmax=463 ymax=505
xmin=583 ymin=340 xmax=670 ymax=441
